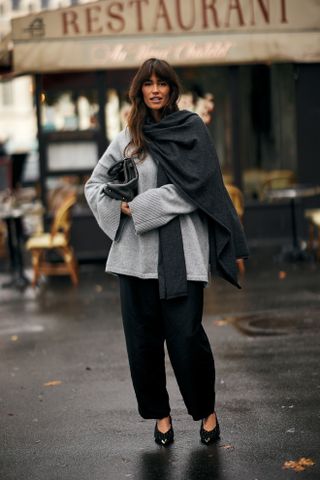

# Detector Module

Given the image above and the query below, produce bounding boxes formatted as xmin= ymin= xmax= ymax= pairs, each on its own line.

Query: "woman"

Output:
xmin=85 ymin=58 xmax=249 ymax=446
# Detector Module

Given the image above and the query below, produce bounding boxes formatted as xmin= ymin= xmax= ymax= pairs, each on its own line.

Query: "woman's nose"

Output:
xmin=151 ymin=83 xmax=159 ymax=93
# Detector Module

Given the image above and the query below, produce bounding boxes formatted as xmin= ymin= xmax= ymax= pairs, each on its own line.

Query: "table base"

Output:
xmin=2 ymin=273 xmax=30 ymax=290
xmin=275 ymin=245 xmax=312 ymax=263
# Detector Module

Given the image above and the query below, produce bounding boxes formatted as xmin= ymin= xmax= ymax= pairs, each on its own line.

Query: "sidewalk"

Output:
xmin=0 ymin=247 xmax=319 ymax=480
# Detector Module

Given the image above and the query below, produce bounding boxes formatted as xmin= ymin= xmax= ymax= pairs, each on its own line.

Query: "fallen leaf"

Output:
xmin=278 ymin=270 xmax=287 ymax=280
xmin=95 ymin=284 xmax=103 ymax=293
xmin=11 ymin=335 xmax=18 ymax=342
xmin=213 ymin=319 xmax=228 ymax=326
xmin=282 ymin=457 xmax=315 ymax=472
xmin=43 ymin=380 xmax=62 ymax=387
xmin=219 ymin=444 xmax=234 ymax=450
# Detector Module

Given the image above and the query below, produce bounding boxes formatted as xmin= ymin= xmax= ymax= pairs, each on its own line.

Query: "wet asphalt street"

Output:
xmin=0 ymin=247 xmax=320 ymax=480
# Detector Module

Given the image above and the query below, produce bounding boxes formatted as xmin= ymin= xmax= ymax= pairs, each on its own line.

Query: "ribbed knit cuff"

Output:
xmin=97 ymin=186 xmax=122 ymax=240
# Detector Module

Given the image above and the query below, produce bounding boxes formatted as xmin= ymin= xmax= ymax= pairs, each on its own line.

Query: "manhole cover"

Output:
xmin=226 ymin=309 xmax=320 ymax=336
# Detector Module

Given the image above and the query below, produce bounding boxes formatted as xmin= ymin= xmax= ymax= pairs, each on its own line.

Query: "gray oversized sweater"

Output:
xmin=84 ymin=128 xmax=209 ymax=282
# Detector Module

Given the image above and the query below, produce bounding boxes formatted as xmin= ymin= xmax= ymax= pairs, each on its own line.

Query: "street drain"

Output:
xmin=226 ymin=310 xmax=320 ymax=336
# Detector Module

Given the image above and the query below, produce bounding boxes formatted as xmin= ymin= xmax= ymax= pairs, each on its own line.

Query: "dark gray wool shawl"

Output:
xmin=143 ymin=109 xmax=249 ymax=297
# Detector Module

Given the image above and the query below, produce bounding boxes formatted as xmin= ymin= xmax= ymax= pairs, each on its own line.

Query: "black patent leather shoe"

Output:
xmin=154 ymin=417 xmax=174 ymax=446
xmin=200 ymin=414 xmax=220 ymax=445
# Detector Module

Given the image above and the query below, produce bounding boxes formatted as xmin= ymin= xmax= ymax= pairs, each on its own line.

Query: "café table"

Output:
xmin=265 ymin=184 xmax=320 ymax=260
xmin=1 ymin=202 xmax=43 ymax=289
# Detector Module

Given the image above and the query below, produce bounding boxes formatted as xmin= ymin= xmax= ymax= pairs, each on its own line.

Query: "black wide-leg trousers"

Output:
xmin=118 ymin=275 xmax=216 ymax=421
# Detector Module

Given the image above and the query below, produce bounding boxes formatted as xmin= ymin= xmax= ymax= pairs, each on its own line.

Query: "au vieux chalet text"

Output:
xmin=61 ymin=0 xmax=289 ymax=36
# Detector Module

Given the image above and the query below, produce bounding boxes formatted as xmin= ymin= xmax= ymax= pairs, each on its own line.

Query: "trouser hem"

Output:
xmin=189 ymin=404 xmax=216 ymax=421
xmin=138 ymin=410 xmax=171 ymax=420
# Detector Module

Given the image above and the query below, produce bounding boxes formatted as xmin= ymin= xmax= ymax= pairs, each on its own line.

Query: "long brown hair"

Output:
xmin=125 ymin=58 xmax=181 ymax=159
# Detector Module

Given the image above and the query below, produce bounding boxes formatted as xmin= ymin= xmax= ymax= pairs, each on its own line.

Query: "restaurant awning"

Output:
xmin=6 ymin=0 xmax=320 ymax=74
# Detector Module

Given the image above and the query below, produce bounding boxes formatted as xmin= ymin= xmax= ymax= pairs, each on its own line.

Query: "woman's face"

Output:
xmin=141 ymin=73 xmax=170 ymax=113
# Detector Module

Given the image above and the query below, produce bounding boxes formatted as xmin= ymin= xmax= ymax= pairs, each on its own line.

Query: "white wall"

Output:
xmin=0 ymin=76 xmax=36 ymax=151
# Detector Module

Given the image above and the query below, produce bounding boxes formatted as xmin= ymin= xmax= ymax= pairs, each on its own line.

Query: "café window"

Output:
xmin=103 ymin=70 xmax=135 ymax=142
xmin=38 ymin=72 xmax=103 ymax=211
xmin=105 ymin=88 xmax=125 ymax=141
xmin=176 ymin=64 xmax=298 ymax=201
xmin=240 ymin=64 xmax=298 ymax=201
xmin=40 ymin=73 xmax=100 ymax=132
xmin=41 ymin=90 xmax=99 ymax=132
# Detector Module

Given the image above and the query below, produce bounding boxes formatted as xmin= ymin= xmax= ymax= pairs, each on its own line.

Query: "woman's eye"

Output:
xmin=159 ymin=81 xmax=168 ymax=87
xmin=143 ymin=81 xmax=151 ymax=86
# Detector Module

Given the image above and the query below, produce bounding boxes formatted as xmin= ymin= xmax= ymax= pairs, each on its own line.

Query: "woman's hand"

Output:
xmin=121 ymin=201 xmax=131 ymax=216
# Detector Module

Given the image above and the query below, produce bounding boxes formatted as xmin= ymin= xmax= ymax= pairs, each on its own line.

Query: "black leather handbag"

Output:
xmin=103 ymin=157 xmax=139 ymax=202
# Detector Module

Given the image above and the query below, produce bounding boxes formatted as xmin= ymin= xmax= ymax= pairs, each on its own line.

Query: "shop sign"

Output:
xmin=12 ymin=0 xmax=320 ymax=40
xmin=10 ymin=0 xmax=320 ymax=71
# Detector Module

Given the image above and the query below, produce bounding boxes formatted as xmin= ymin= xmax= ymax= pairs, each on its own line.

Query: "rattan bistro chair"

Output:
xmin=26 ymin=193 xmax=79 ymax=287
xmin=225 ymin=184 xmax=246 ymax=274
xmin=260 ymin=170 xmax=296 ymax=200
xmin=305 ymin=208 xmax=320 ymax=261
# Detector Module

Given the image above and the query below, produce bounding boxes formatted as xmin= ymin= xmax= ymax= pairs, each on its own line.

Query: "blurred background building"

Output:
xmin=0 ymin=0 xmax=320 ymax=261
xmin=0 ymin=0 xmax=95 ymax=171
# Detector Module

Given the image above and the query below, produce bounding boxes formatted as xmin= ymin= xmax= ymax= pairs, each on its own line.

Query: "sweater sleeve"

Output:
xmin=84 ymin=136 xmax=123 ymax=241
xmin=128 ymin=184 xmax=197 ymax=234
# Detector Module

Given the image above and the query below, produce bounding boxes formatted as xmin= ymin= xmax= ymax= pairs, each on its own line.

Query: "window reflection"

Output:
xmin=178 ymin=91 xmax=214 ymax=126
xmin=41 ymin=91 xmax=99 ymax=132
xmin=242 ymin=64 xmax=297 ymax=200
xmin=105 ymin=89 xmax=121 ymax=141
xmin=105 ymin=88 xmax=131 ymax=141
